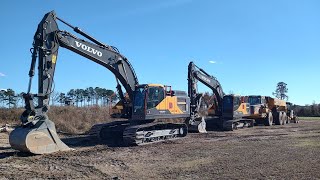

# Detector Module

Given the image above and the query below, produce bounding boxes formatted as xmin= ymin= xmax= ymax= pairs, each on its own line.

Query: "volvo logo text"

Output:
xmin=75 ymin=41 xmax=102 ymax=57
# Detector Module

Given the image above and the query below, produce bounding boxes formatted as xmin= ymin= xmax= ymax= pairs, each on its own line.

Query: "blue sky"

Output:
xmin=0 ymin=0 xmax=319 ymax=105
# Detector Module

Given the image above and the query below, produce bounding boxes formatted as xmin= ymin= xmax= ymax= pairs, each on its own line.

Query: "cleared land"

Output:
xmin=0 ymin=119 xmax=320 ymax=179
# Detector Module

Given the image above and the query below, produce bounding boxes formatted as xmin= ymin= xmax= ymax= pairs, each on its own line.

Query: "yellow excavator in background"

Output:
xmin=110 ymin=93 xmax=130 ymax=118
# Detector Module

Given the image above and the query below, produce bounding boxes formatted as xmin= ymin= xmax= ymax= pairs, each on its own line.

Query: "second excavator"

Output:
xmin=187 ymin=62 xmax=254 ymax=131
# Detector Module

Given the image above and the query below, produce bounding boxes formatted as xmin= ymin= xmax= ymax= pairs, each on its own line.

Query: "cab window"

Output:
xmin=147 ymin=87 xmax=164 ymax=109
xmin=133 ymin=87 xmax=145 ymax=113
xmin=233 ymin=97 xmax=240 ymax=110
xmin=223 ymin=96 xmax=233 ymax=111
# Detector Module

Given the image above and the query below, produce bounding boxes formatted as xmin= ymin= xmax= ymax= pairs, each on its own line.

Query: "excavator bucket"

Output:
xmin=188 ymin=117 xmax=207 ymax=133
xmin=9 ymin=119 xmax=70 ymax=155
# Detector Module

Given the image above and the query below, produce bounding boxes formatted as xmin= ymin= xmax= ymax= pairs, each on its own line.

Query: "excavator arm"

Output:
xmin=23 ymin=11 xmax=138 ymax=122
xmin=188 ymin=61 xmax=224 ymax=116
xmin=10 ymin=11 xmax=139 ymax=154
xmin=187 ymin=61 xmax=224 ymax=132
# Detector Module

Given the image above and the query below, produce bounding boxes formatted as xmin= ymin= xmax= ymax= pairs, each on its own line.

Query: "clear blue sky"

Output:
xmin=0 ymin=0 xmax=319 ymax=105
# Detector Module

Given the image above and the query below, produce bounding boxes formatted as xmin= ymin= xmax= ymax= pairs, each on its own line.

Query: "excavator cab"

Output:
xmin=222 ymin=95 xmax=250 ymax=119
xmin=132 ymin=84 xmax=189 ymax=121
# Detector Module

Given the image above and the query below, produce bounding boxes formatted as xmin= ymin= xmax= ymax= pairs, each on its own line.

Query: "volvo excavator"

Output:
xmin=187 ymin=62 xmax=254 ymax=131
xmin=9 ymin=11 xmax=189 ymax=154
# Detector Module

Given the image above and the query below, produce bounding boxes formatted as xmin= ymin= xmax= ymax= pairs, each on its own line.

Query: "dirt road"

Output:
xmin=1 ymin=120 xmax=320 ymax=179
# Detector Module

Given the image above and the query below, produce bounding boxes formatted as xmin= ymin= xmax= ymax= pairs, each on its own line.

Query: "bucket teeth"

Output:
xmin=9 ymin=119 xmax=70 ymax=155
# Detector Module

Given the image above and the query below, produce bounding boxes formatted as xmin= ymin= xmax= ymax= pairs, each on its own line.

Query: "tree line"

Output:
xmin=1 ymin=84 xmax=320 ymax=117
xmin=0 ymin=87 xmax=118 ymax=108
xmin=293 ymin=103 xmax=320 ymax=117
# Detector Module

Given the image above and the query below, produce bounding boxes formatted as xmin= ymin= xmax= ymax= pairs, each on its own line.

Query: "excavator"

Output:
xmin=9 ymin=11 xmax=189 ymax=154
xmin=187 ymin=62 xmax=254 ymax=131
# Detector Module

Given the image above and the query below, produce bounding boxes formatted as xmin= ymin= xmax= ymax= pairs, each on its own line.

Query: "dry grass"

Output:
xmin=0 ymin=108 xmax=24 ymax=125
xmin=48 ymin=106 xmax=114 ymax=134
xmin=299 ymin=117 xmax=320 ymax=121
xmin=0 ymin=106 xmax=114 ymax=134
xmin=0 ymin=107 xmax=188 ymax=135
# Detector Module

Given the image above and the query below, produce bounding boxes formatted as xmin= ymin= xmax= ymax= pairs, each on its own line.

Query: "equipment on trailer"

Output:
xmin=9 ymin=11 xmax=188 ymax=154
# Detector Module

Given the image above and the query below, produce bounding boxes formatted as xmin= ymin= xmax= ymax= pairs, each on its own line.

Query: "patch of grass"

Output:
xmin=299 ymin=117 xmax=320 ymax=121
xmin=0 ymin=108 xmax=24 ymax=125
xmin=296 ymin=139 xmax=320 ymax=147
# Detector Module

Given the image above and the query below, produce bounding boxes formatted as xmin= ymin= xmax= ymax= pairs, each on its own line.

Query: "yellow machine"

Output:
xmin=244 ymin=95 xmax=288 ymax=126
xmin=9 ymin=11 xmax=189 ymax=154
xmin=110 ymin=93 xmax=130 ymax=118
xmin=110 ymin=101 xmax=124 ymax=118
xmin=188 ymin=61 xmax=253 ymax=131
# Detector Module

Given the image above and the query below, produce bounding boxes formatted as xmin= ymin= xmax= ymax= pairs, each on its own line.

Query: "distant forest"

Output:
xmin=0 ymin=89 xmax=319 ymax=117
xmin=0 ymin=87 xmax=118 ymax=108
xmin=293 ymin=104 xmax=320 ymax=117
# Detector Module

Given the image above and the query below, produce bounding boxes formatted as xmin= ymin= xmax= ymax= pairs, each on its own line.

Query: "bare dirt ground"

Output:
xmin=1 ymin=120 xmax=320 ymax=180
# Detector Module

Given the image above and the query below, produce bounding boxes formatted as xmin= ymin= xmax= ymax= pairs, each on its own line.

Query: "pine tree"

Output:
xmin=272 ymin=82 xmax=288 ymax=100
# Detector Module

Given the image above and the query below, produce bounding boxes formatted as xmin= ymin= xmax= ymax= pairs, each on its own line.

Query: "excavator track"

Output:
xmin=123 ymin=123 xmax=188 ymax=146
xmin=88 ymin=120 xmax=129 ymax=146
xmin=223 ymin=119 xmax=254 ymax=131
xmin=89 ymin=120 xmax=129 ymax=139
xmin=88 ymin=121 xmax=188 ymax=146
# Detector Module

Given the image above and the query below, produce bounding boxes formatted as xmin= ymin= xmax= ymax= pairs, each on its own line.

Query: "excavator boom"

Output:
xmin=10 ymin=11 xmax=139 ymax=154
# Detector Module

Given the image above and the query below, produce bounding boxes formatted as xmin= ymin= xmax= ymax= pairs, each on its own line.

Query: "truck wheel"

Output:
xmin=293 ymin=117 xmax=299 ymax=123
xmin=264 ymin=112 xmax=273 ymax=126
xmin=274 ymin=112 xmax=281 ymax=125
xmin=282 ymin=113 xmax=287 ymax=125
xmin=280 ymin=112 xmax=284 ymax=125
